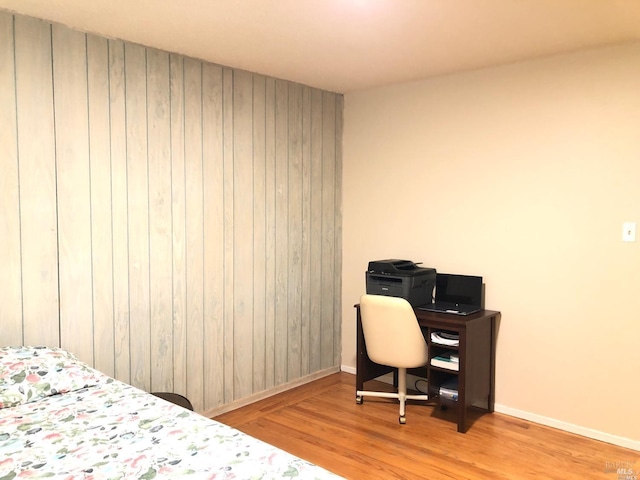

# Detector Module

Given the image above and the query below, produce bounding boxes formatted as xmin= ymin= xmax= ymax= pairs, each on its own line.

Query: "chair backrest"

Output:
xmin=359 ymin=294 xmax=429 ymax=369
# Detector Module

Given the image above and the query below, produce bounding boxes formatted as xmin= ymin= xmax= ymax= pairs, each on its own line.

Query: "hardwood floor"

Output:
xmin=214 ymin=372 xmax=638 ymax=479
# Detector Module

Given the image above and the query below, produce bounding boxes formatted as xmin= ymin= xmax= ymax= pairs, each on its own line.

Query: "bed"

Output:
xmin=0 ymin=346 xmax=342 ymax=479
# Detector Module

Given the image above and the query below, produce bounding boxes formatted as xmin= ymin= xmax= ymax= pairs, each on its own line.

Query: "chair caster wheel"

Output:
xmin=356 ymin=395 xmax=363 ymax=404
xmin=399 ymin=415 xmax=406 ymax=425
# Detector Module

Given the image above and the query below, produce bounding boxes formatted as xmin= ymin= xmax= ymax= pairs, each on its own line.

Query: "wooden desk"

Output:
xmin=355 ymin=305 xmax=499 ymax=433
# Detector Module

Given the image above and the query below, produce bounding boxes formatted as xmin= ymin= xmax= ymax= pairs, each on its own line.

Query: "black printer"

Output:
xmin=366 ymin=259 xmax=436 ymax=307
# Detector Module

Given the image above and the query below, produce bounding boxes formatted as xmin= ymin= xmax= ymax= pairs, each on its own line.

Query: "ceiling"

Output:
xmin=1 ymin=0 xmax=639 ymax=93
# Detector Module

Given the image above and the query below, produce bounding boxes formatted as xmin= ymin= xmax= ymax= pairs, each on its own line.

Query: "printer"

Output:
xmin=366 ymin=259 xmax=436 ymax=307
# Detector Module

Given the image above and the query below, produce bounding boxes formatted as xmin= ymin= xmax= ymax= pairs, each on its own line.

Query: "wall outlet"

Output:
xmin=623 ymin=222 xmax=636 ymax=242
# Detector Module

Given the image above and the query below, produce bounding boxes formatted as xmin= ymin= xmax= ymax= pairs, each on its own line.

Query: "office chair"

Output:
xmin=356 ymin=294 xmax=430 ymax=424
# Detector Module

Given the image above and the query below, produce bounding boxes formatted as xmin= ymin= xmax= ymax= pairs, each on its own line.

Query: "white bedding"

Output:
xmin=0 ymin=346 xmax=342 ymax=479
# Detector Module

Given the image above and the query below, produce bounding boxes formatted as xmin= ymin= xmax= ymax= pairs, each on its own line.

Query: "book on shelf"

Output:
xmin=434 ymin=350 xmax=458 ymax=362
xmin=430 ymin=360 xmax=458 ymax=371
xmin=430 ymin=350 xmax=459 ymax=371
xmin=430 ymin=331 xmax=459 ymax=347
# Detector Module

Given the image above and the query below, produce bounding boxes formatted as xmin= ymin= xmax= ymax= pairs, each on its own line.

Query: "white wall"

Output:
xmin=342 ymin=43 xmax=640 ymax=446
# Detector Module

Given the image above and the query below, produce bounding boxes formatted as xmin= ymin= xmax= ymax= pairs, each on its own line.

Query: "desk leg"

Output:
xmin=488 ymin=315 xmax=496 ymax=413
xmin=356 ymin=310 xmax=366 ymax=394
xmin=355 ymin=306 xmax=394 ymax=397
xmin=457 ymin=407 xmax=468 ymax=433
xmin=356 ymin=364 xmax=364 ymax=392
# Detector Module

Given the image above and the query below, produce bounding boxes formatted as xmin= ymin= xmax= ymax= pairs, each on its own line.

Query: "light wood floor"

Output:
xmin=214 ymin=372 xmax=638 ymax=480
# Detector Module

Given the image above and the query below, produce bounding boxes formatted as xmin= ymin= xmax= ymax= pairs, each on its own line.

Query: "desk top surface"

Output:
xmin=414 ymin=308 xmax=499 ymax=325
xmin=354 ymin=303 xmax=499 ymax=326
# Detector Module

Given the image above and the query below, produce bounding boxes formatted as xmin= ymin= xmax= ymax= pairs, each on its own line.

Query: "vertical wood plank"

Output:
xmin=0 ymin=12 xmax=23 ymax=346
xmin=308 ymin=89 xmax=324 ymax=373
xmin=300 ymin=85 xmax=312 ymax=376
xmin=287 ymin=82 xmax=303 ymax=380
xmin=333 ymin=94 xmax=344 ymax=366
xmin=321 ymin=92 xmax=337 ymax=369
xmin=274 ymin=79 xmax=289 ymax=385
xmin=264 ymin=77 xmax=277 ymax=390
xmin=147 ymin=48 xmax=173 ymax=392
xmin=87 ymin=33 xmax=115 ymax=376
xmin=125 ymin=43 xmax=151 ymax=390
xmin=14 ymin=15 xmax=59 ymax=347
xmin=202 ymin=63 xmax=225 ymax=408
xmin=222 ymin=67 xmax=235 ymax=402
xmin=184 ymin=57 xmax=205 ymax=411
xmin=170 ymin=53 xmax=188 ymax=396
xmin=252 ymin=74 xmax=267 ymax=392
xmin=108 ymin=39 xmax=131 ymax=383
xmin=233 ymin=69 xmax=254 ymax=399
xmin=53 ymin=24 xmax=94 ymax=364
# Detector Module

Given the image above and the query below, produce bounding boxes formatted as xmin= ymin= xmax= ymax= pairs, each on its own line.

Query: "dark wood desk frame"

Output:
xmin=355 ymin=305 xmax=499 ymax=433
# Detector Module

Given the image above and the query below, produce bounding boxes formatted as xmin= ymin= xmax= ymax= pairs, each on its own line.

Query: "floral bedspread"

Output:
xmin=0 ymin=346 xmax=342 ymax=479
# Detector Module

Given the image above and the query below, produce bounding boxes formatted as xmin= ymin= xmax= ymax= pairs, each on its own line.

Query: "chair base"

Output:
xmin=356 ymin=368 xmax=429 ymax=424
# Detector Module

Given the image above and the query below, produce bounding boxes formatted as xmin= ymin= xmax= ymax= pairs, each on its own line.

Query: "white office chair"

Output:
xmin=356 ymin=294 xmax=430 ymax=424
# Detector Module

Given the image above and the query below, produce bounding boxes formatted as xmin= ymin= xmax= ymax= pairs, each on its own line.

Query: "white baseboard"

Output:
xmin=205 ymin=366 xmax=340 ymax=418
xmin=340 ymin=365 xmax=640 ymax=452
xmin=495 ymin=404 xmax=640 ymax=452
xmin=341 ymin=365 xmax=356 ymax=375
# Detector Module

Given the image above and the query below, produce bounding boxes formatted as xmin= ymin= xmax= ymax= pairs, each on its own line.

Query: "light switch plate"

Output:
xmin=623 ymin=222 xmax=636 ymax=242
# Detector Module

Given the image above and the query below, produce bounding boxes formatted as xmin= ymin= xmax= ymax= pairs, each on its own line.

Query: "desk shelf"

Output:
xmin=427 ymin=329 xmax=460 ymax=402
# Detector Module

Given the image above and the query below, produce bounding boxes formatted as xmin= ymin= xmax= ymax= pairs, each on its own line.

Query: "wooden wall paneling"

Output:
xmin=169 ymin=53 xmax=188 ymax=396
xmin=274 ymin=79 xmax=289 ymax=385
xmin=287 ymin=82 xmax=303 ymax=380
xmin=251 ymin=74 xmax=267 ymax=393
xmin=320 ymin=92 xmax=337 ymax=369
xmin=0 ymin=12 xmax=23 ymax=346
xmin=124 ymin=43 xmax=151 ymax=390
xmin=202 ymin=62 xmax=224 ymax=409
xmin=183 ymin=57 xmax=205 ymax=411
xmin=300 ymin=86 xmax=312 ymax=376
xmin=221 ymin=67 xmax=235 ymax=403
xmin=333 ymin=94 xmax=344 ymax=366
xmin=264 ymin=77 xmax=277 ymax=390
xmin=52 ymin=24 xmax=94 ymax=364
xmin=308 ymin=89 xmax=324 ymax=373
xmin=232 ymin=69 xmax=255 ymax=399
xmin=14 ymin=15 xmax=59 ymax=347
xmin=147 ymin=48 xmax=173 ymax=392
xmin=6 ymin=11 xmax=342 ymax=411
xmin=108 ymin=39 xmax=131 ymax=383
xmin=87 ymin=34 xmax=115 ymax=376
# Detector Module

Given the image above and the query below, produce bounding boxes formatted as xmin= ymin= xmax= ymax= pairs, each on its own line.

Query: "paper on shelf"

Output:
xmin=431 ymin=332 xmax=459 ymax=346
